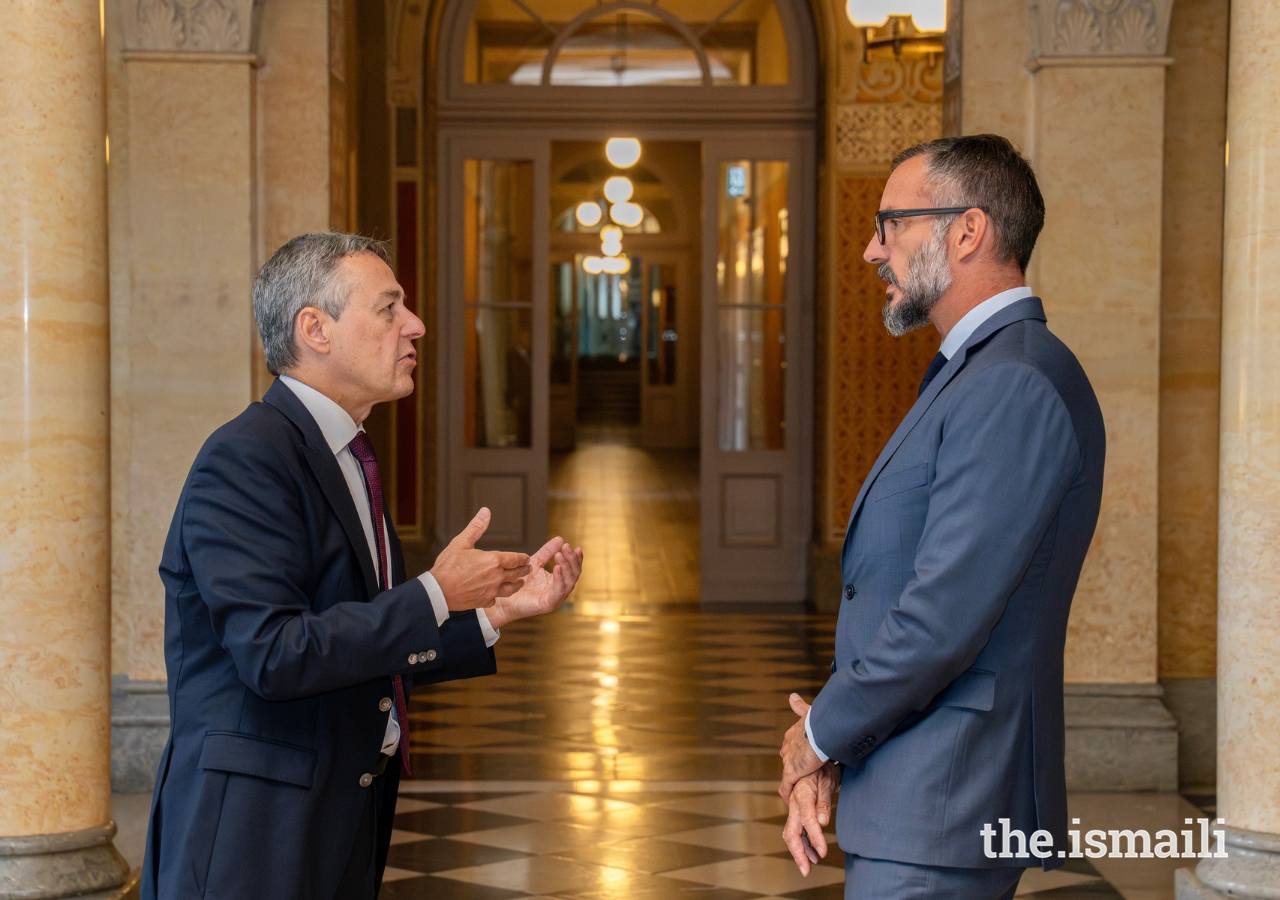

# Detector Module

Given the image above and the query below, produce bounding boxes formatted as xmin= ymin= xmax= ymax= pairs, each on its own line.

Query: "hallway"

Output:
xmin=106 ymin=434 xmax=1213 ymax=899
xmin=548 ymin=426 xmax=700 ymax=615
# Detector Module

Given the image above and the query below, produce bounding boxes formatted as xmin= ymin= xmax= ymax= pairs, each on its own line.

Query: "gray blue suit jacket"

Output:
xmin=810 ymin=297 xmax=1105 ymax=870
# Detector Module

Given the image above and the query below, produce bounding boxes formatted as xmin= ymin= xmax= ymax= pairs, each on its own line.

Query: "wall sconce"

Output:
xmin=847 ymin=0 xmax=946 ymax=62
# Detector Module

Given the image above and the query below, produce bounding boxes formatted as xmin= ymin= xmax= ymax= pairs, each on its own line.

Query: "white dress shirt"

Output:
xmin=279 ymin=376 xmax=499 ymax=756
xmin=805 ymin=285 xmax=1034 ymax=763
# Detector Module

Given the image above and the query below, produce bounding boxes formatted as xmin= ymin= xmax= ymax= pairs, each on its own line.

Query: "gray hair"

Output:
xmin=892 ymin=134 xmax=1045 ymax=273
xmin=253 ymin=232 xmax=392 ymax=374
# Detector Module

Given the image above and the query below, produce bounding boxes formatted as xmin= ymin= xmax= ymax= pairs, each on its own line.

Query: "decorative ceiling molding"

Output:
xmin=119 ymin=0 xmax=263 ymax=54
xmin=1026 ymin=0 xmax=1173 ymax=66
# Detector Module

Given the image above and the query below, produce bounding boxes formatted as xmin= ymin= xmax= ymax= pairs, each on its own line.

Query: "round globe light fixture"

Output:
xmin=601 ymin=256 xmax=631 ymax=275
xmin=603 ymin=176 xmax=634 ymax=204
xmin=575 ymin=201 xmax=603 ymax=227
xmin=605 ymin=137 xmax=642 ymax=168
xmin=583 ymin=256 xmax=605 ymax=274
xmin=610 ymin=201 xmax=644 ymax=228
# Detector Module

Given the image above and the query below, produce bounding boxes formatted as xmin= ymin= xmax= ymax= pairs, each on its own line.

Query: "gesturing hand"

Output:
xmin=429 ymin=508 xmax=532 ymax=611
xmin=779 ymin=693 xmax=824 ymax=803
xmin=782 ymin=762 xmax=838 ymax=877
xmin=482 ymin=536 xmax=584 ymax=630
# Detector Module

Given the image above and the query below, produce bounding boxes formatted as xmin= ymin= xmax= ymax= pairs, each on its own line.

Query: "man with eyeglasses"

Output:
xmin=777 ymin=134 xmax=1107 ymax=899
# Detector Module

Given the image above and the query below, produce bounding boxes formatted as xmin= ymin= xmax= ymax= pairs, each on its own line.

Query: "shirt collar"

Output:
xmin=939 ymin=286 xmax=1035 ymax=360
xmin=278 ymin=375 xmax=360 ymax=454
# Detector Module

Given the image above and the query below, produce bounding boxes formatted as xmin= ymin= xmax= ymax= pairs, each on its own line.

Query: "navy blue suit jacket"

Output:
xmin=810 ymin=298 xmax=1105 ymax=870
xmin=140 ymin=379 xmax=495 ymax=900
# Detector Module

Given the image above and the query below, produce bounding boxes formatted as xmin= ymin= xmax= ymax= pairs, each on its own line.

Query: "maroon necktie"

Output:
xmin=347 ymin=431 xmax=412 ymax=775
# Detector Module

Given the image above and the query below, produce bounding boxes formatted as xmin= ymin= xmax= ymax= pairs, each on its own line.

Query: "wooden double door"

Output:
xmin=436 ymin=131 xmax=814 ymax=603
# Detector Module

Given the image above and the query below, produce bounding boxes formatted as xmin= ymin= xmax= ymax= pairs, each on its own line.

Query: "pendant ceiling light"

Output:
xmin=603 ymin=176 xmax=634 ymax=205
xmin=610 ymin=201 xmax=643 ymax=228
xmin=605 ymin=138 xmax=642 ymax=168
xmin=846 ymin=0 xmax=946 ymax=61
xmin=576 ymin=201 xmax=603 ymax=227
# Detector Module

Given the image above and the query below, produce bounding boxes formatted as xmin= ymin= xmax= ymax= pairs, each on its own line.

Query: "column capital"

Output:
xmin=118 ymin=0 xmax=263 ymax=55
xmin=1025 ymin=0 xmax=1174 ymax=68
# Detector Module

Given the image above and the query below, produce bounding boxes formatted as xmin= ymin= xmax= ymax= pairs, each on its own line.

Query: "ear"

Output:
xmin=294 ymin=307 xmax=333 ymax=357
xmin=952 ymin=209 xmax=990 ymax=265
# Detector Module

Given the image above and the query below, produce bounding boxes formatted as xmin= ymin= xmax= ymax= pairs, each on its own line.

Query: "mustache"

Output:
xmin=878 ymin=263 xmax=901 ymax=289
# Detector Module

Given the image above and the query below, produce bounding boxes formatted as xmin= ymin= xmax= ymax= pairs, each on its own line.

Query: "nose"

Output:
xmin=864 ymin=233 xmax=887 ymax=266
xmin=404 ymin=309 xmax=425 ymax=341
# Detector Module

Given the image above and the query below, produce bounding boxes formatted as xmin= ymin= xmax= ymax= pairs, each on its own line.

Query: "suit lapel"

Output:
xmin=263 ymin=380 xmax=380 ymax=599
xmin=842 ymin=297 xmax=1049 ymax=537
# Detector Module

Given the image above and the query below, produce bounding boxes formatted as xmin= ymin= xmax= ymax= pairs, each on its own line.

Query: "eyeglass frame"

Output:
xmin=874 ymin=207 xmax=989 ymax=246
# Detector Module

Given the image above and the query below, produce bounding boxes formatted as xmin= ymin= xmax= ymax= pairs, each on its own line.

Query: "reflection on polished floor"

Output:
xmin=110 ymin=431 xmax=1212 ymax=899
xmin=548 ymin=425 xmax=701 ymax=616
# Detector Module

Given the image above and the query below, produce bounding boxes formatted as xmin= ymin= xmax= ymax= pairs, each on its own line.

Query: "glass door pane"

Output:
xmin=464 ymin=159 xmax=535 ymax=448
xmin=716 ymin=160 xmax=788 ymax=450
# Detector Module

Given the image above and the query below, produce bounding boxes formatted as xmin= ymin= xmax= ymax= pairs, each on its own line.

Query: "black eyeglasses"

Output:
xmin=875 ymin=207 xmax=987 ymax=245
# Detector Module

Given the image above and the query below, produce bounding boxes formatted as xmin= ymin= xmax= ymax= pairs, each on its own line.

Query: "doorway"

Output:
xmin=432 ymin=0 xmax=817 ymax=604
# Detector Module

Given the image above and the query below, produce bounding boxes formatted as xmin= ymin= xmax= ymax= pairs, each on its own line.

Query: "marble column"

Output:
xmin=0 ymin=2 xmax=133 ymax=898
xmin=1177 ymin=0 xmax=1280 ymax=895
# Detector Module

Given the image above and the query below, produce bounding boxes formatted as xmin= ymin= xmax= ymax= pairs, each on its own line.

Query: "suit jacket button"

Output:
xmin=359 ymin=773 xmax=373 ymax=788
xmin=844 ymin=584 xmax=855 ymax=600
xmin=408 ymin=653 xmax=419 ymax=665
xmin=425 ymin=649 xmax=437 ymax=661
xmin=379 ymin=698 xmax=392 ymax=712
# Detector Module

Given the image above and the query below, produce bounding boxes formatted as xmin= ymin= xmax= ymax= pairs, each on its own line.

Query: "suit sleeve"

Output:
xmin=181 ymin=429 xmax=483 ymax=702
xmin=810 ymin=363 xmax=1081 ymax=765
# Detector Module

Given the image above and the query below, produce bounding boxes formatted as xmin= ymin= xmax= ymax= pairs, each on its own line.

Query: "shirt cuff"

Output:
xmin=805 ymin=710 xmax=830 ymax=763
xmin=417 ymin=572 xmax=452 ymax=626
xmin=416 ymin=572 xmax=500 ymax=647
xmin=476 ymin=609 xmax=500 ymax=648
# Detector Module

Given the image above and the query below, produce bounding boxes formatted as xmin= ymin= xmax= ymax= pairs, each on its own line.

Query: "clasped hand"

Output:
xmin=779 ymin=692 xmax=837 ymax=876
xmin=429 ymin=507 xmax=584 ymax=628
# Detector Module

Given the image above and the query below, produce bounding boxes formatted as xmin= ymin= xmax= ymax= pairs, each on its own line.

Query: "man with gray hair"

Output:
xmin=140 ymin=233 xmax=583 ymax=900
xmin=777 ymin=135 xmax=1106 ymax=899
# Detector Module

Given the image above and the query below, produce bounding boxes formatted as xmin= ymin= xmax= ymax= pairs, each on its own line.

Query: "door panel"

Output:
xmin=439 ymin=137 xmax=549 ymax=552
xmin=701 ymin=138 xmax=814 ymax=603
xmin=640 ymin=256 xmax=694 ymax=448
xmin=549 ymin=257 xmax=578 ymax=450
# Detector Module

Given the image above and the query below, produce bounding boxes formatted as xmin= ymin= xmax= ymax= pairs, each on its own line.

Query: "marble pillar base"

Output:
xmin=1175 ymin=827 xmax=1280 ymax=899
xmin=109 ymin=677 xmax=168 ymax=794
xmin=0 ymin=823 xmax=131 ymax=900
xmin=1064 ymin=683 xmax=1179 ymax=791
xmin=1161 ymin=677 xmax=1218 ymax=789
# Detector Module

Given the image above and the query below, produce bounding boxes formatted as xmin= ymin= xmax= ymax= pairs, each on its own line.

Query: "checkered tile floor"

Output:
xmin=378 ymin=783 xmax=1131 ymax=900
xmin=388 ymin=615 xmax=1172 ymax=899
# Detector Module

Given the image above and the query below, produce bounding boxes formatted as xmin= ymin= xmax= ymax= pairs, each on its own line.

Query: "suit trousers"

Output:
xmin=844 ymin=854 xmax=1024 ymax=900
xmin=333 ymin=755 xmax=401 ymax=900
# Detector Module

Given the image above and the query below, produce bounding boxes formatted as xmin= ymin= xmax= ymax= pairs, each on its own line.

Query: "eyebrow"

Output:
xmin=376 ymin=289 xmax=403 ymax=303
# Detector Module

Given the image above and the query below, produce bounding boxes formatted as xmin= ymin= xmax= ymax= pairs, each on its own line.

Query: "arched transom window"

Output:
xmin=464 ymin=0 xmax=791 ymax=86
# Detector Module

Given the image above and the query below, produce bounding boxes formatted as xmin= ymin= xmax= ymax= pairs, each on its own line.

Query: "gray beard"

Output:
xmin=879 ymin=228 xmax=953 ymax=337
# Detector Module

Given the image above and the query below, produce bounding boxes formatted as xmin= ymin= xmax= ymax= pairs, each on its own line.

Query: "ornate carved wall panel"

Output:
xmin=836 ymin=103 xmax=943 ymax=172
xmin=1026 ymin=0 xmax=1174 ymax=63
xmin=827 ymin=177 xmax=939 ymax=543
xmin=121 ymin=0 xmax=262 ymax=53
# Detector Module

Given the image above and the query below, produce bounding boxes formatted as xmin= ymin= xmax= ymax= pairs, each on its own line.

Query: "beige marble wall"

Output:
xmin=109 ymin=60 xmax=256 ymax=681
xmin=109 ymin=1 xmax=333 ymax=682
xmin=0 ymin=0 xmax=112 ymax=835
xmin=255 ymin=0 xmax=332 ymax=397
xmin=1217 ymin=0 xmax=1280 ymax=836
xmin=258 ymin=0 xmax=331 ymax=272
xmin=1032 ymin=64 xmax=1167 ymax=684
xmin=1158 ymin=0 xmax=1228 ymax=680
xmin=958 ymin=0 xmax=1031 ymax=142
